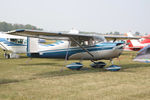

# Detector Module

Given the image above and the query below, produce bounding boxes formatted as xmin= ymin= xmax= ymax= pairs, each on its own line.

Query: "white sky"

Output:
xmin=0 ymin=0 xmax=150 ymax=33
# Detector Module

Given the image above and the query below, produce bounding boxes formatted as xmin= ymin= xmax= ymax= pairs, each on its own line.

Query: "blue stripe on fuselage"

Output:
xmin=28 ymin=42 xmax=117 ymax=58
xmin=0 ymin=38 xmax=7 ymax=42
xmin=38 ymin=47 xmax=113 ymax=58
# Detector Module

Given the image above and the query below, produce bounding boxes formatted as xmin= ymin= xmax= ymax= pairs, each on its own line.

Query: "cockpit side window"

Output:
xmin=70 ymin=39 xmax=95 ymax=47
xmin=17 ymin=39 xmax=23 ymax=44
xmin=10 ymin=39 xmax=18 ymax=43
xmin=9 ymin=38 xmax=25 ymax=44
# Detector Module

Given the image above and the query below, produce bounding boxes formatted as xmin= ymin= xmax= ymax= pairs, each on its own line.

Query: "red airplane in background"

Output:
xmin=124 ymin=33 xmax=150 ymax=51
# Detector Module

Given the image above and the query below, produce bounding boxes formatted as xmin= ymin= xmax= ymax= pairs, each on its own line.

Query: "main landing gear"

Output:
xmin=90 ymin=61 xmax=106 ymax=68
xmin=4 ymin=52 xmax=20 ymax=59
xmin=90 ymin=59 xmax=121 ymax=71
xmin=66 ymin=60 xmax=121 ymax=71
xmin=66 ymin=60 xmax=107 ymax=70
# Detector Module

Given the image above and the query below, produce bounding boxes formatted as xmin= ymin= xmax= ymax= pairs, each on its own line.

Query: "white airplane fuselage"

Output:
xmin=27 ymin=39 xmax=124 ymax=60
xmin=0 ymin=33 xmax=27 ymax=53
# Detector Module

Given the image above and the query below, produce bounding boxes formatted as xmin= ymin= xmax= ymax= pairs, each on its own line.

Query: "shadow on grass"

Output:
xmin=34 ymin=68 xmax=105 ymax=78
xmin=20 ymin=62 xmax=59 ymax=66
xmin=0 ymin=79 xmax=22 ymax=85
xmin=32 ymin=60 xmax=150 ymax=78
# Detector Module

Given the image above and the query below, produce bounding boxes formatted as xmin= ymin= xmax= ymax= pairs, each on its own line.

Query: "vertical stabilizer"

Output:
xmin=126 ymin=32 xmax=140 ymax=47
xmin=27 ymin=37 xmax=39 ymax=57
xmin=126 ymin=40 xmax=133 ymax=47
xmin=126 ymin=32 xmax=134 ymax=47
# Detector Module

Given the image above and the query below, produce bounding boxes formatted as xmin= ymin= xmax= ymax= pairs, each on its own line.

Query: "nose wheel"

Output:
xmin=105 ymin=59 xmax=121 ymax=71
xmin=110 ymin=59 xmax=114 ymax=65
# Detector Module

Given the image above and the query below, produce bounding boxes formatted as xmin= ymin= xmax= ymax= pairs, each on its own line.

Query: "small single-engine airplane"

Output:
xmin=6 ymin=29 xmax=139 ymax=70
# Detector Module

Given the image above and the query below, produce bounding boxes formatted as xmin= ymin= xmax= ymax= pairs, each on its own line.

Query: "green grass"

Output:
xmin=0 ymin=49 xmax=150 ymax=100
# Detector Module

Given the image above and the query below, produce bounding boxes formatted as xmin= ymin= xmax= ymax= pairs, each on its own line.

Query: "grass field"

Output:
xmin=0 ymin=49 xmax=150 ymax=100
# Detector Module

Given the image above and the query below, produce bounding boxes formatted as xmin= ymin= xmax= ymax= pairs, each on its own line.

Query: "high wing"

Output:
xmin=6 ymin=29 xmax=140 ymax=41
xmin=6 ymin=29 xmax=101 ymax=41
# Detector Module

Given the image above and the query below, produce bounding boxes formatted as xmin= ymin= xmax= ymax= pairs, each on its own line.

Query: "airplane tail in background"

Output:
xmin=125 ymin=39 xmax=142 ymax=51
xmin=126 ymin=40 xmax=134 ymax=47
xmin=124 ymin=32 xmax=143 ymax=51
xmin=125 ymin=32 xmax=135 ymax=47
xmin=125 ymin=32 xmax=134 ymax=37
xmin=27 ymin=37 xmax=39 ymax=57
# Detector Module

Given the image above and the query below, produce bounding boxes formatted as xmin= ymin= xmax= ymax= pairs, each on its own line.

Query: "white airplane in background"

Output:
xmin=0 ymin=32 xmax=45 ymax=58
xmin=6 ymin=29 xmax=139 ymax=70
xmin=0 ymin=32 xmax=27 ymax=58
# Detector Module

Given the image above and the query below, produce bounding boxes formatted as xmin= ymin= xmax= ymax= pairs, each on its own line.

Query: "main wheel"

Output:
xmin=90 ymin=62 xmax=106 ymax=68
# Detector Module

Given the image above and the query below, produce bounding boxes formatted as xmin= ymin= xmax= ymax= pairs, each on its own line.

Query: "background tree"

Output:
xmin=114 ymin=31 xmax=120 ymax=35
xmin=0 ymin=21 xmax=42 ymax=32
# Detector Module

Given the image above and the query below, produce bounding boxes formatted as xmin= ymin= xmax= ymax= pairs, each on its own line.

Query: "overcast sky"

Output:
xmin=0 ymin=0 xmax=150 ymax=33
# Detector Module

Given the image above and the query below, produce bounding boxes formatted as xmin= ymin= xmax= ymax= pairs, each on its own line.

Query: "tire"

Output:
xmin=5 ymin=53 xmax=10 ymax=59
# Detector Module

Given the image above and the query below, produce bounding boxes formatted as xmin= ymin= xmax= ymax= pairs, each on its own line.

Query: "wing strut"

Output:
xmin=70 ymin=37 xmax=95 ymax=62
xmin=0 ymin=42 xmax=9 ymax=51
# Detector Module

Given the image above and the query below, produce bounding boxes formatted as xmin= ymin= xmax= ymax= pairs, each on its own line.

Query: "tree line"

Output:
xmin=0 ymin=21 xmax=42 ymax=32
